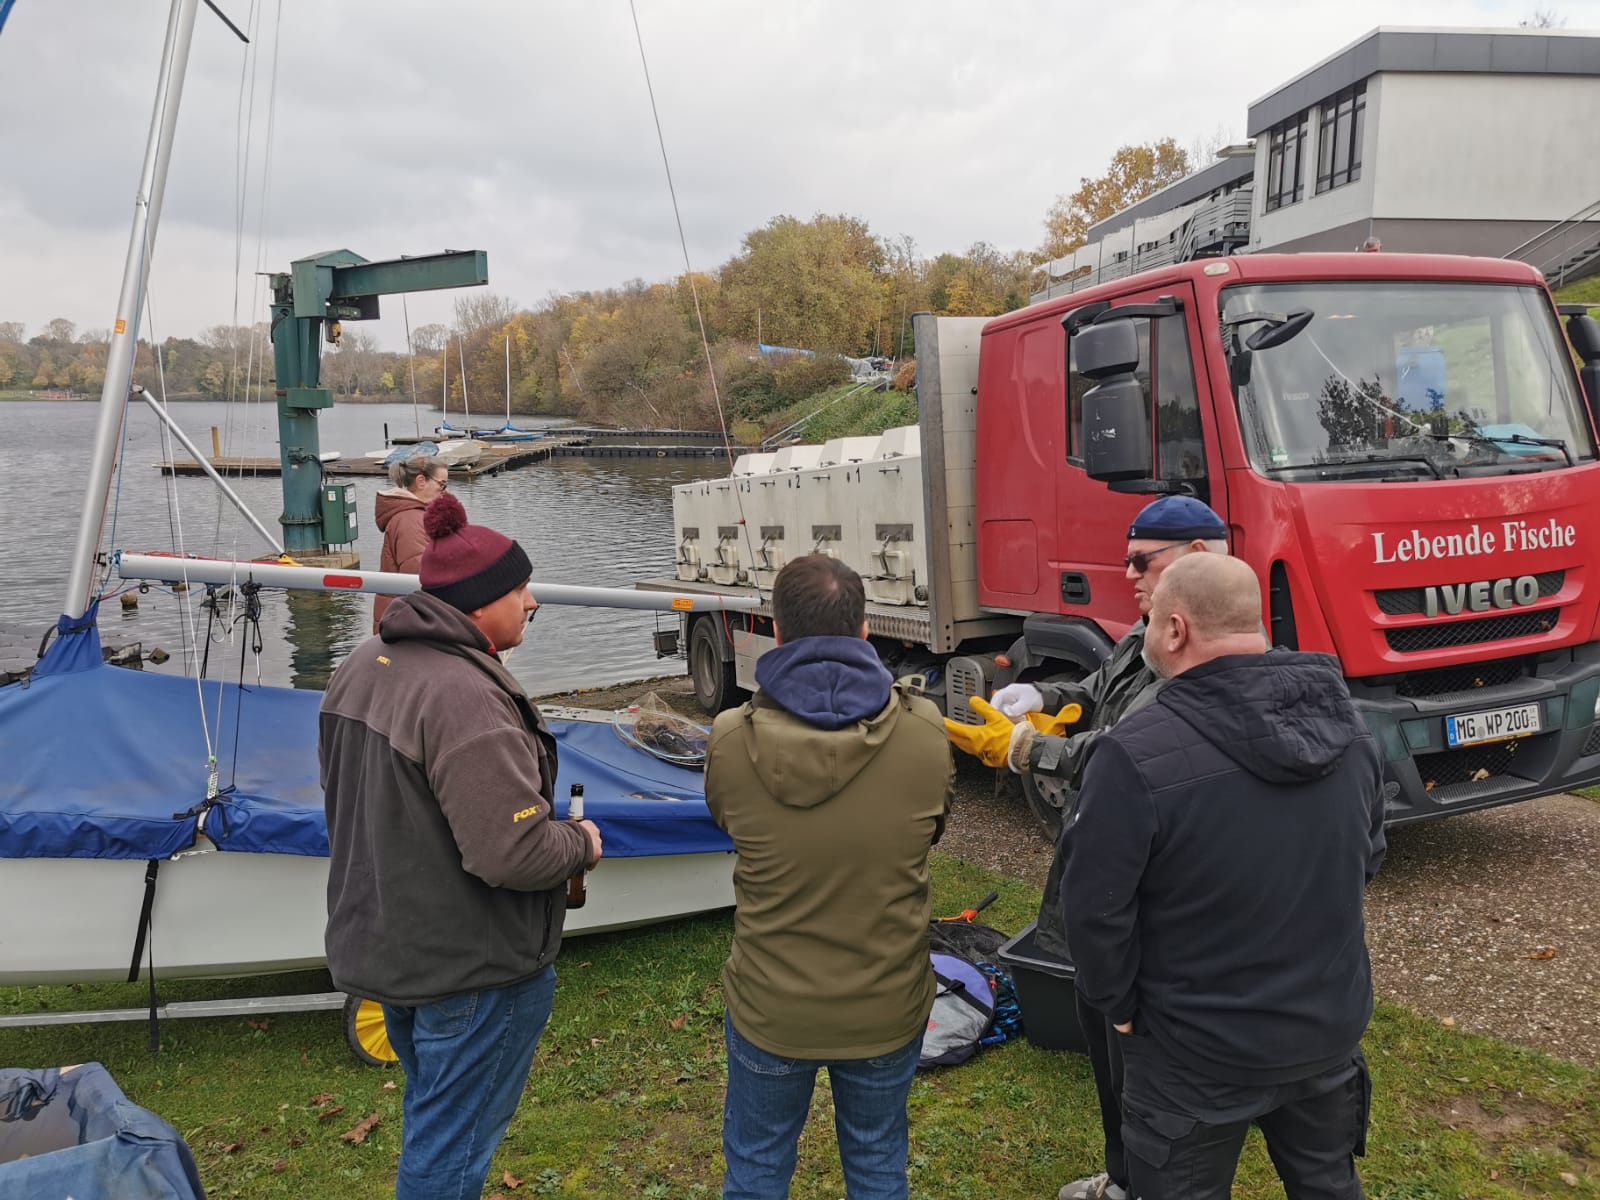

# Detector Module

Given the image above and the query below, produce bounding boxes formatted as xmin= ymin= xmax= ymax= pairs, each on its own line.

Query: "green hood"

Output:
xmin=738 ymin=687 xmax=907 ymax=809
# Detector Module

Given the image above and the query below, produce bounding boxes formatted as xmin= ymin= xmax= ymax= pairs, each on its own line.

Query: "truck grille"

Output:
xmin=1385 ymin=609 xmax=1559 ymax=653
xmin=1375 ymin=571 xmax=1563 ymax=616
xmin=1391 ymin=658 xmax=1527 ymax=700
xmin=1417 ymin=739 xmax=1523 ymax=792
xmin=1582 ymin=724 xmax=1600 ymax=757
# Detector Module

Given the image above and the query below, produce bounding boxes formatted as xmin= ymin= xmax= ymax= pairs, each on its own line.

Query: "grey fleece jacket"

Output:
xmin=319 ymin=590 xmax=590 ymax=1007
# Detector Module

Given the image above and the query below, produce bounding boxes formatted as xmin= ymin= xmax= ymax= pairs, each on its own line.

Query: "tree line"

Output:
xmin=1 ymin=139 xmax=1197 ymax=431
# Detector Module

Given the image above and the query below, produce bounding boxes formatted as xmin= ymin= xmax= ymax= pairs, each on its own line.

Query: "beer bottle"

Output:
xmin=566 ymin=783 xmax=588 ymax=909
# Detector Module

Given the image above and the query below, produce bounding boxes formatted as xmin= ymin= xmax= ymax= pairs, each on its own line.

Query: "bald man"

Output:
xmin=1062 ymin=554 xmax=1387 ymax=1200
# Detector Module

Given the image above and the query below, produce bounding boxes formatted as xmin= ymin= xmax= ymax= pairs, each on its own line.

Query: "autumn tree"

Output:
xmin=717 ymin=214 xmax=888 ymax=356
xmin=42 ymin=317 xmax=77 ymax=344
xmin=565 ymin=282 xmax=705 ymax=427
xmin=1041 ymin=139 xmax=1192 ymax=261
xmin=411 ymin=323 xmax=449 ymax=355
xmin=0 ymin=322 xmax=24 ymax=345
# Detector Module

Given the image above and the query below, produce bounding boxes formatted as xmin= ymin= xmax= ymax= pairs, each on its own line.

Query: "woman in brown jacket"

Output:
xmin=372 ymin=456 xmax=448 ymax=633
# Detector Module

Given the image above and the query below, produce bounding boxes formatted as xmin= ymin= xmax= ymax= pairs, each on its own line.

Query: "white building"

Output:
xmin=1036 ymin=26 xmax=1600 ymax=301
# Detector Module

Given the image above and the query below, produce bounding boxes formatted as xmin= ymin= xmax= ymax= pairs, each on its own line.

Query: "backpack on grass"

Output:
xmin=918 ymin=915 xmax=1024 ymax=1069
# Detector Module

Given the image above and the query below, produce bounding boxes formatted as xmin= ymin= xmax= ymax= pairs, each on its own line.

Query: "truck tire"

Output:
xmin=1012 ymin=666 xmax=1088 ymax=842
xmin=1021 ymin=773 xmax=1073 ymax=843
xmin=689 ymin=614 xmax=746 ymax=715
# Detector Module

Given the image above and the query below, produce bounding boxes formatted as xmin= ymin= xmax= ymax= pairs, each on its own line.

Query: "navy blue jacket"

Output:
xmin=1062 ymin=649 xmax=1386 ymax=1086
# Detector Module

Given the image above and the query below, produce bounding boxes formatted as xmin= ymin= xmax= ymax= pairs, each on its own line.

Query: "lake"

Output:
xmin=1 ymin=399 xmax=725 ymax=695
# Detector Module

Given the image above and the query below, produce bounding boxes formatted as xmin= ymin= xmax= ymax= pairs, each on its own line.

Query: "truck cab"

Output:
xmin=977 ymin=253 xmax=1600 ymax=821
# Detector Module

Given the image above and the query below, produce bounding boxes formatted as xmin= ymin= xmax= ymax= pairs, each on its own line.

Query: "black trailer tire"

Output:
xmin=689 ymin=615 xmax=745 ymax=714
xmin=343 ymin=994 xmax=399 ymax=1068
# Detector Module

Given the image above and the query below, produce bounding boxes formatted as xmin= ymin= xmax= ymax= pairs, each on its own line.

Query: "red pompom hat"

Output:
xmin=418 ymin=493 xmax=532 ymax=613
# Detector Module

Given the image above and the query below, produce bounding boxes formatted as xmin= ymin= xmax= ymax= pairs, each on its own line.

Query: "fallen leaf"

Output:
xmin=577 ymin=961 xmax=592 ymax=968
xmin=259 ymin=1124 xmax=272 ymax=1133
xmin=222 ymin=1142 xmax=243 ymax=1154
xmin=487 ymin=1194 xmax=507 ymax=1199
xmin=1561 ymin=1171 xmax=1579 ymax=1186
xmin=340 ymin=1113 xmax=382 ymax=1145
xmin=287 ymin=1136 xmax=305 ymax=1148
xmin=271 ymin=1159 xmax=288 ymax=1174
xmin=245 ymin=1018 xmax=272 ymax=1031
xmin=299 ymin=1052 xmax=310 ymax=1064
xmin=503 ymin=1169 xmax=525 ymax=1189
xmin=310 ymin=1092 xmax=335 ymax=1106
xmin=1441 ymin=1017 xmax=1456 ymax=1027
xmin=381 ymin=1080 xmax=397 ymax=1091
xmin=1490 ymin=1169 xmax=1500 ymax=1180
xmin=277 ymin=1103 xmax=289 ymax=1111
xmin=668 ymin=1014 xmax=688 ymax=1031
xmin=1528 ymin=948 xmax=1558 ymax=960
xmin=1424 ymin=780 xmax=1436 ymax=791
xmin=589 ymin=1037 xmax=604 ymax=1047
xmin=1471 ymin=767 xmax=1491 ymax=781
xmin=316 ymin=1105 xmax=346 ymax=1122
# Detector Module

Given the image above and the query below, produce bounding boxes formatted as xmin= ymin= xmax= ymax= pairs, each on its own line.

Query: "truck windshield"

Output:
xmin=1223 ymin=281 xmax=1594 ymax=480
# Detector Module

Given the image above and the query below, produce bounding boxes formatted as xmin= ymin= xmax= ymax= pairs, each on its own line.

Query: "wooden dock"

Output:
xmin=157 ymin=436 xmax=590 ymax=479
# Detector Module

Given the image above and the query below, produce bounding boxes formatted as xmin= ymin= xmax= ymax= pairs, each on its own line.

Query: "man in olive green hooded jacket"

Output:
xmin=706 ymin=554 xmax=952 ymax=1200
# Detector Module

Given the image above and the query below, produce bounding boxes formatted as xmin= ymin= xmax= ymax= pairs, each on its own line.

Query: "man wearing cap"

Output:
xmin=984 ymin=494 xmax=1230 ymax=1200
xmin=319 ymin=492 xmax=602 ymax=1200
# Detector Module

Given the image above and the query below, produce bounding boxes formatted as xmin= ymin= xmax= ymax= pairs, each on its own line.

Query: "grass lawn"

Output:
xmin=2 ymin=857 xmax=1597 ymax=1198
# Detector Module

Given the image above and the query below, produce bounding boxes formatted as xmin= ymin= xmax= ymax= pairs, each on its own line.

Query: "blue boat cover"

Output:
xmin=0 ymin=1063 xmax=206 ymax=1200
xmin=0 ymin=622 xmax=729 ymax=862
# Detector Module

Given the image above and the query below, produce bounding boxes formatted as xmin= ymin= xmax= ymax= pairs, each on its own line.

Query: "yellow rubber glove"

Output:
xmin=1025 ymin=703 xmax=1084 ymax=737
xmin=943 ymin=696 xmax=1018 ymax=768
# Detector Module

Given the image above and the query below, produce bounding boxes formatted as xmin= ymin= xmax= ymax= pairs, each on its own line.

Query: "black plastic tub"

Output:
xmin=997 ymin=920 xmax=1089 ymax=1054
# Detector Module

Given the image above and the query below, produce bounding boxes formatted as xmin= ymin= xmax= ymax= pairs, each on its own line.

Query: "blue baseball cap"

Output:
xmin=1126 ymin=495 xmax=1226 ymax=542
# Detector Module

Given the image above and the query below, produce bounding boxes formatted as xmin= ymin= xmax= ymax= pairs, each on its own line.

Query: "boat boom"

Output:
xmin=114 ymin=552 xmax=761 ymax=612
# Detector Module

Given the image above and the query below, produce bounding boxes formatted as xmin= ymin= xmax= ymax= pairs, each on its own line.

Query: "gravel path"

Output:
xmin=536 ymin=674 xmax=1600 ymax=1068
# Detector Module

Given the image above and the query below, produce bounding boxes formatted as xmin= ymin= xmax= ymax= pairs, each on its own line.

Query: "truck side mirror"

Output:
xmin=1567 ymin=313 xmax=1600 ymax=429
xmin=1075 ymin=319 xmax=1152 ymax=483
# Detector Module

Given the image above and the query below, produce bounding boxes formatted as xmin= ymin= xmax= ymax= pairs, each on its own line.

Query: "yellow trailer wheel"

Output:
xmin=343 ymin=994 xmax=399 ymax=1067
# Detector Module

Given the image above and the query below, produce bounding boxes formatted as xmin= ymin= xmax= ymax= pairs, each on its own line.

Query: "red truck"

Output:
xmin=646 ymin=252 xmax=1600 ymax=832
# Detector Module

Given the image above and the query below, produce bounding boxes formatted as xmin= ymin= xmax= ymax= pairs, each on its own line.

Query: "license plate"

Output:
xmin=1445 ymin=703 xmax=1541 ymax=747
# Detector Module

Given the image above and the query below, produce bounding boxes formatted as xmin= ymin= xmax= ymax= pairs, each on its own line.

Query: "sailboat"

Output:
xmin=476 ymin=337 xmax=548 ymax=443
xmin=0 ymin=0 xmax=753 ymax=1001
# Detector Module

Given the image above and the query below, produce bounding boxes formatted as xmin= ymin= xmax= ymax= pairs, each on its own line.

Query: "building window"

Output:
xmin=1264 ymin=111 xmax=1309 ymax=212
xmin=1316 ymin=83 xmax=1366 ymax=193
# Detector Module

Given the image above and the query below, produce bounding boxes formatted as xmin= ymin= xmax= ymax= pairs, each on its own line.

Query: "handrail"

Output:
xmin=1504 ymin=196 xmax=1600 ymax=262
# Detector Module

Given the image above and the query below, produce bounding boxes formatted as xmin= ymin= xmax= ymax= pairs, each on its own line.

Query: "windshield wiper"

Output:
xmin=1266 ymin=453 xmax=1445 ymax=479
xmin=1425 ymin=429 xmax=1573 ymax=467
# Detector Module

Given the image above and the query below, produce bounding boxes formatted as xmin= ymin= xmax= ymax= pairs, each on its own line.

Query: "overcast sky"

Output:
xmin=1 ymin=0 xmax=1595 ymax=350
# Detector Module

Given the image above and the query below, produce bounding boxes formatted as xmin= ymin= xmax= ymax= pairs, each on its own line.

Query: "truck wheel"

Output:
xmin=1021 ymin=774 xmax=1073 ymax=843
xmin=689 ymin=615 xmax=745 ymax=714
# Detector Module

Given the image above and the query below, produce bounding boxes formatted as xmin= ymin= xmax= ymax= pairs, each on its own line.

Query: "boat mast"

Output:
xmin=61 ymin=0 xmax=201 ymax=621
xmin=505 ymin=336 xmax=511 ymax=427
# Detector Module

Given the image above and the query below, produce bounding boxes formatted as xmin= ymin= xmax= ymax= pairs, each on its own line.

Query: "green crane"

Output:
xmin=269 ymin=249 xmax=488 ymax=555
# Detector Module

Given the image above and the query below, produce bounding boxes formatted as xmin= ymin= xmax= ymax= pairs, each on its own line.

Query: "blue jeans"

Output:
xmin=382 ymin=966 xmax=557 ymax=1200
xmin=722 ymin=1016 xmax=923 ymax=1200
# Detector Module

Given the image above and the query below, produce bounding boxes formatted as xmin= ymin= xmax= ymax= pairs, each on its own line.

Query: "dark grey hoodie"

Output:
xmin=320 ymin=591 xmax=589 ymax=1007
xmin=1062 ymin=649 xmax=1387 ymax=1086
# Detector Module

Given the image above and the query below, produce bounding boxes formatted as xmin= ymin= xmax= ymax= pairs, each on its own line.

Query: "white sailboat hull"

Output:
xmin=0 ymin=842 xmax=734 ymax=987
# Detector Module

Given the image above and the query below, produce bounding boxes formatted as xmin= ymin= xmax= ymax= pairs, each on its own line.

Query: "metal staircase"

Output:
xmin=1505 ymin=199 xmax=1600 ymax=288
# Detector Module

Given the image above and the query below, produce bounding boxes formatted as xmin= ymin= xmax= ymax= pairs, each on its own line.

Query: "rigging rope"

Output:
xmin=628 ymin=0 xmax=765 ymax=643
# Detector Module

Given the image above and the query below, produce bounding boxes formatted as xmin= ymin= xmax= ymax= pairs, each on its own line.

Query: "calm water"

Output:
xmin=0 ymin=400 xmax=724 ymax=694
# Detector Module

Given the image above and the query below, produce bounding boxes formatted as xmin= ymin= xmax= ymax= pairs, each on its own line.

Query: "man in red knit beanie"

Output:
xmin=320 ymin=492 xmax=602 ymax=1200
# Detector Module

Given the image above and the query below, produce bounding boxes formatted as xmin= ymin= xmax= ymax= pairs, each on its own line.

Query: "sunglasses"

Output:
xmin=1123 ymin=543 xmax=1184 ymax=574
